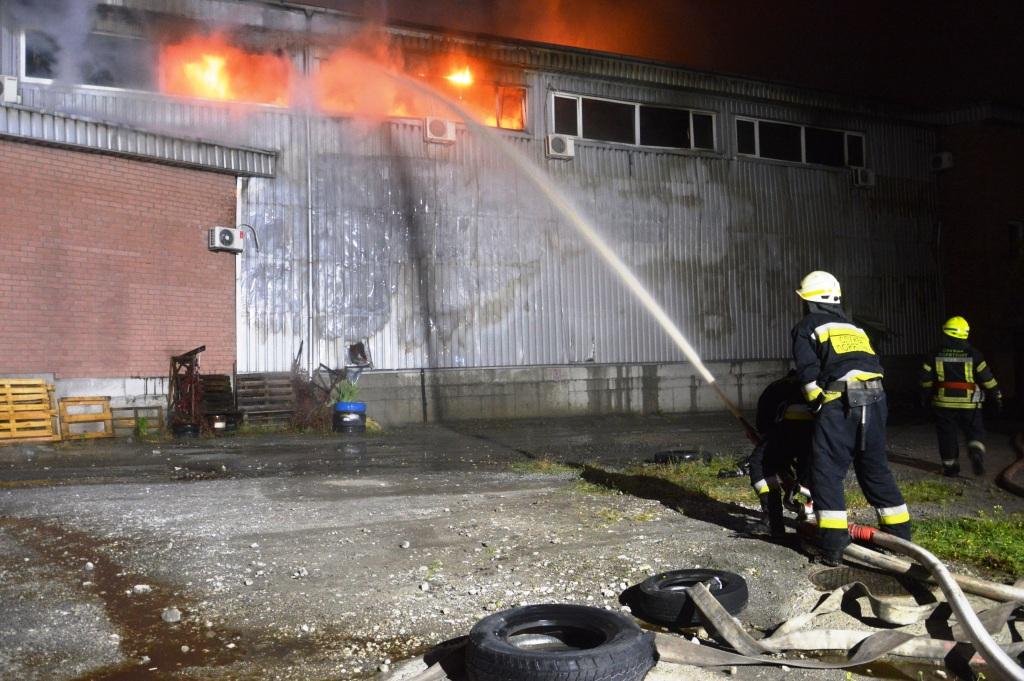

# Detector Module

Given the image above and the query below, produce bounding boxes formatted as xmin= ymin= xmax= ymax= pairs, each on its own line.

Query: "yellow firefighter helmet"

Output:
xmin=942 ymin=316 xmax=970 ymax=339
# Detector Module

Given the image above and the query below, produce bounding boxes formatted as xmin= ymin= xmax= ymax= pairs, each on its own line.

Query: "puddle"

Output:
xmin=1 ymin=517 xmax=244 ymax=679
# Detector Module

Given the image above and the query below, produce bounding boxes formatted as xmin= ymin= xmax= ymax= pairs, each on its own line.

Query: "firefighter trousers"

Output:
xmin=811 ymin=395 xmax=911 ymax=555
xmin=934 ymin=407 xmax=985 ymax=469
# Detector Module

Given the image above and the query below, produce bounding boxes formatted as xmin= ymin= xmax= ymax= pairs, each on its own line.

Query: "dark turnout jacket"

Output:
xmin=919 ymin=337 xmax=998 ymax=409
xmin=791 ymin=303 xmax=884 ymax=403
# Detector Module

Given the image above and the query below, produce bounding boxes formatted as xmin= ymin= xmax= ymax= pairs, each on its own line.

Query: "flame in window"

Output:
xmin=444 ymin=66 xmax=473 ymax=87
xmin=159 ymin=35 xmax=290 ymax=106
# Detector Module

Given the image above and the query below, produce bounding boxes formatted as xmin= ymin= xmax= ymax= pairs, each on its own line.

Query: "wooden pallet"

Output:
xmin=0 ymin=379 xmax=60 ymax=444
xmin=236 ymin=372 xmax=295 ymax=425
xmin=200 ymin=374 xmax=236 ymax=413
xmin=111 ymin=406 xmax=166 ymax=436
xmin=59 ymin=396 xmax=114 ymax=440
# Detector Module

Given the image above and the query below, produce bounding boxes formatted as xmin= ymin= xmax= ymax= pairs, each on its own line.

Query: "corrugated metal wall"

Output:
xmin=1 ymin=3 xmax=942 ymax=373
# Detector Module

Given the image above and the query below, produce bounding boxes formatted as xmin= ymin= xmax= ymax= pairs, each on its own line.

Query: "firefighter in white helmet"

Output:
xmin=791 ymin=271 xmax=911 ymax=565
xmin=919 ymin=316 xmax=1001 ymax=476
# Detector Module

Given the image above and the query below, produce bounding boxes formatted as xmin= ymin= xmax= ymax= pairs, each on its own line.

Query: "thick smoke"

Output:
xmin=3 ymin=0 xmax=97 ymax=83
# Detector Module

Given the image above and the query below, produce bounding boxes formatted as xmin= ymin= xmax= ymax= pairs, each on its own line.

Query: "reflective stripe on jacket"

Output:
xmin=919 ymin=339 xmax=998 ymax=409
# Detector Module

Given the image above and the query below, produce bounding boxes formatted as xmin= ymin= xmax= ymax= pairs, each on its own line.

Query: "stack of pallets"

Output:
xmin=0 ymin=378 xmax=60 ymax=444
xmin=236 ymin=372 xmax=295 ymax=426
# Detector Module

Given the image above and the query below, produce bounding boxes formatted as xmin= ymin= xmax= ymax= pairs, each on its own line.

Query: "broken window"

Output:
xmin=496 ymin=86 xmax=526 ymax=131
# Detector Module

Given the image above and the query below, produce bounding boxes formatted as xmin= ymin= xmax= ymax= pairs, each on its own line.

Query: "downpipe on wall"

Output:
xmin=847 ymin=523 xmax=1024 ymax=680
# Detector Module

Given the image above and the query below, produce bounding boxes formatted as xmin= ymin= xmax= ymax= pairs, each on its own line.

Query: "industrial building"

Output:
xmin=1 ymin=0 xmax=1019 ymax=424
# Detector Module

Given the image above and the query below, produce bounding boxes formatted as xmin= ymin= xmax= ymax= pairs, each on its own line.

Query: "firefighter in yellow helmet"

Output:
xmin=791 ymin=271 xmax=911 ymax=565
xmin=919 ymin=316 xmax=1002 ymax=476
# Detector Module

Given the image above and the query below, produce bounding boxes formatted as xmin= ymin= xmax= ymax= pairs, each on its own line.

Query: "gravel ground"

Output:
xmin=1 ymin=413 xmax=1022 ymax=681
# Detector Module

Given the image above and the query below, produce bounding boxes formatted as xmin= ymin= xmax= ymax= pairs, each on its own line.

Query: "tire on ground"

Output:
xmin=625 ymin=568 xmax=748 ymax=628
xmin=465 ymin=603 xmax=657 ymax=681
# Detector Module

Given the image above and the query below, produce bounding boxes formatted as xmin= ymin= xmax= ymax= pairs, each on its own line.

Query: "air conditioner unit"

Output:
xmin=545 ymin=134 xmax=576 ymax=159
xmin=0 ymin=75 xmax=20 ymax=105
xmin=208 ymin=226 xmax=244 ymax=254
xmin=931 ymin=151 xmax=954 ymax=171
xmin=424 ymin=117 xmax=456 ymax=144
xmin=852 ymin=167 xmax=876 ymax=188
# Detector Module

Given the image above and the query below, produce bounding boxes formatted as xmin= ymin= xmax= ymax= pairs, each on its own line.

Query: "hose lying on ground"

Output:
xmin=849 ymin=523 xmax=1024 ymax=681
xmin=997 ymin=432 xmax=1024 ymax=498
xmin=842 ymin=542 xmax=1024 ymax=603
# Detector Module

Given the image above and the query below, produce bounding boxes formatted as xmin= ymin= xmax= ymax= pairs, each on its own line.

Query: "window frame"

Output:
xmin=19 ymin=29 xmax=156 ymax=95
xmin=549 ymin=91 xmax=718 ymax=152
xmin=735 ymin=115 xmax=867 ymax=169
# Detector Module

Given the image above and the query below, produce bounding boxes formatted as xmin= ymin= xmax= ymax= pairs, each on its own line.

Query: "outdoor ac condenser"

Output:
xmin=424 ymin=117 xmax=456 ymax=144
xmin=0 ymin=75 xmax=19 ymax=104
xmin=545 ymin=134 xmax=576 ymax=159
xmin=208 ymin=227 xmax=244 ymax=254
xmin=852 ymin=168 xmax=876 ymax=188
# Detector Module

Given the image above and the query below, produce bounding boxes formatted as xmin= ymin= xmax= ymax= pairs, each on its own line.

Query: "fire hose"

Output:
xmin=997 ymin=432 xmax=1024 ymax=498
xmin=848 ymin=523 xmax=1024 ymax=680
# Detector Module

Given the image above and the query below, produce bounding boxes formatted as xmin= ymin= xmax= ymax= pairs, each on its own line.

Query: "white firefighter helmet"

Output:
xmin=796 ymin=271 xmax=842 ymax=303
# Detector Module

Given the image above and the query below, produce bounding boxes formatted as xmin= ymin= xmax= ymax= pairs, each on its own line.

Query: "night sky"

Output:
xmin=300 ymin=0 xmax=1024 ymax=110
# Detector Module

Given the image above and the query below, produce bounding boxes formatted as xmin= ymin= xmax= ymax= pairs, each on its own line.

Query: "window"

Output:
xmin=23 ymin=30 xmax=154 ymax=90
xmin=640 ymin=106 xmax=690 ymax=148
xmin=553 ymin=95 xmax=579 ymax=136
xmin=759 ymin=121 xmax=802 ymax=162
xmin=553 ymin=93 xmax=717 ymax=151
xmin=495 ymin=86 xmax=526 ymax=131
xmin=736 ymin=116 xmax=866 ymax=168
xmin=805 ymin=127 xmax=845 ymax=167
xmin=581 ymin=97 xmax=635 ymax=144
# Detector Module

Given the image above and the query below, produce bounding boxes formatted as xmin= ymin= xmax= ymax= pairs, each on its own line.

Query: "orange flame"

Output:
xmin=159 ymin=35 xmax=290 ymax=106
xmin=444 ymin=66 xmax=473 ymax=87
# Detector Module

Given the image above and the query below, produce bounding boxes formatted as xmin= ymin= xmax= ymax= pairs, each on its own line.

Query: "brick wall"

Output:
xmin=0 ymin=139 xmax=237 ymax=378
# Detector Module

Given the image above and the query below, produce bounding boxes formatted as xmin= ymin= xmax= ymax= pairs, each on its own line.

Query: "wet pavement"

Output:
xmin=1 ymin=413 xmax=1022 ymax=680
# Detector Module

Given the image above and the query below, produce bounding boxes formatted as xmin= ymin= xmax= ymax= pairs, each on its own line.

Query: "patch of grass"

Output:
xmin=620 ymin=459 xmax=751 ymax=504
xmin=845 ymin=479 xmax=962 ymax=510
xmin=511 ymin=458 xmax=576 ymax=475
xmin=913 ymin=508 xmax=1024 ymax=576
xmin=572 ymin=479 xmax=619 ymax=496
xmin=594 ymin=507 xmax=657 ymax=526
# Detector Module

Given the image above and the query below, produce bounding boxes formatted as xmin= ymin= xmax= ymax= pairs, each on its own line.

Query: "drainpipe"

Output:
xmin=303 ymin=43 xmax=315 ymax=374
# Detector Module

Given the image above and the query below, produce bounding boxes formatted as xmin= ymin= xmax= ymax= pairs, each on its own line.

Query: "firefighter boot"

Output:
xmin=759 ymin=493 xmax=786 ymax=538
xmin=942 ymin=459 xmax=960 ymax=477
xmin=967 ymin=442 xmax=985 ymax=476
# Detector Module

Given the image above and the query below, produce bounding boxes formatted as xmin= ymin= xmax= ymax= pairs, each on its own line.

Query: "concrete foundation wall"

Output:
xmin=355 ymin=360 xmax=790 ymax=425
xmin=51 ymin=355 xmax=926 ymax=427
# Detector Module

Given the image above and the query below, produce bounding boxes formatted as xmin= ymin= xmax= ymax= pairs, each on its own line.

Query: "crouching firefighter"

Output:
xmin=748 ymin=370 xmax=815 ymax=537
xmin=792 ymin=271 xmax=911 ymax=566
xmin=919 ymin=316 xmax=1002 ymax=476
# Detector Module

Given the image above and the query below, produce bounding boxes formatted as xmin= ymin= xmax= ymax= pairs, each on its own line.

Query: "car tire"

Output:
xmin=625 ymin=569 xmax=748 ymax=628
xmin=465 ymin=604 xmax=657 ymax=681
